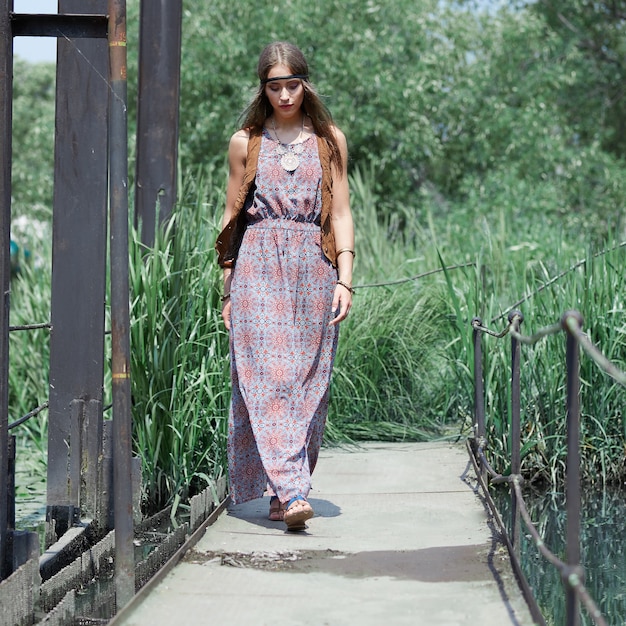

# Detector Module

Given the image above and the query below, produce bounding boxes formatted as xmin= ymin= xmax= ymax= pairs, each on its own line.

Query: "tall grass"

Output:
xmin=8 ymin=224 xmax=51 ymax=527
xmin=328 ymin=282 xmax=456 ymax=442
xmin=129 ymin=174 xmax=230 ymax=514
xmin=439 ymin=231 xmax=626 ymax=485
xmin=348 ymin=163 xmax=626 ymax=486
xmin=327 ymin=165 xmax=468 ymax=442
xmin=8 ymin=223 xmax=51 ymax=453
xmin=10 ymin=163 xmax=626 ymax=518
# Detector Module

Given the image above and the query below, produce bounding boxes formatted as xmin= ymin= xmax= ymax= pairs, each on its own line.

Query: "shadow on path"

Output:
xmin=226 ymin=496 xmax=342 ymax=532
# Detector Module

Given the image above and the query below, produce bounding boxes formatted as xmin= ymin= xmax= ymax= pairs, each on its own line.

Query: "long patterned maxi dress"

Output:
xmin=227 ymin=129 xmax=338 ymax=505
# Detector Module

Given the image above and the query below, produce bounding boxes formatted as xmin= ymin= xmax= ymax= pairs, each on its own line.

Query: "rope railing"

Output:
xmin=471 ymin=309 xmax=625 ymax=626
xmin=565 ymin=318 xmax=626 ymax=387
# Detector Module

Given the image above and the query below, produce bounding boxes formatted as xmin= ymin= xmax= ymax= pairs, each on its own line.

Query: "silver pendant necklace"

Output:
xmin=272 ymin=116 xmax=305 ymax=172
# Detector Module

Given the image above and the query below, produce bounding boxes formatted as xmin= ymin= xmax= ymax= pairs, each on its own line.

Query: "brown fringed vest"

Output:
xmin=215 ymin=127 xmax=336 ymax=268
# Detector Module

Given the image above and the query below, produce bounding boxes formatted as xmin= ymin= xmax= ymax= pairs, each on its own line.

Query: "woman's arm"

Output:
xmin=329 ymin=127 xmax=355 ymax=326
xmin=221 ymin=129 xmax=249 ymax=330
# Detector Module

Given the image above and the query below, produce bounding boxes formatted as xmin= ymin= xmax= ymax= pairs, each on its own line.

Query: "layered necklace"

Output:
xmin=272 ymin=116 xmax=305 ymax=172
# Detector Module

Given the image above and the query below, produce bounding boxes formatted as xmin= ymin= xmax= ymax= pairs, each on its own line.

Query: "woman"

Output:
xmin=215 ymin=41 xmax=354 ymax=531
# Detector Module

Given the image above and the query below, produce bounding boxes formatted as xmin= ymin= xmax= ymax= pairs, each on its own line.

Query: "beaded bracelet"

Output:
xmin=336 ymin=247 xmax=355 ymax=259
xmin=336 ymin=280 xmax=354 ymax=293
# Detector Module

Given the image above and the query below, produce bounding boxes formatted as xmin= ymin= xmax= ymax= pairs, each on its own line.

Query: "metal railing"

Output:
xmin=470 ymin=309 xmax=626 ymax=626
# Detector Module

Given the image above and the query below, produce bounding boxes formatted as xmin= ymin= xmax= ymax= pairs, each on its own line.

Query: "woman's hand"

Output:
xmin=221 ymin=297 xmax=232 ymax=331
xmin=329 ymin=282 xmax=352 ymax=326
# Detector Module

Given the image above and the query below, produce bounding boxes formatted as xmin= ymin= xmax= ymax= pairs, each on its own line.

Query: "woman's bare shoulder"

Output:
xmin=228 ymin=129 xmax=250 ymax=161
xmin=329 ymin=124 xmax=347 ymax=147
xmin=230 ymin=128 xmax=250 ymax=146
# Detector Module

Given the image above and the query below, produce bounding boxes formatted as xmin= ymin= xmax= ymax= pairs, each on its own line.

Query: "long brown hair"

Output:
xmin=239 ymin=41 xmax=343 ymax=174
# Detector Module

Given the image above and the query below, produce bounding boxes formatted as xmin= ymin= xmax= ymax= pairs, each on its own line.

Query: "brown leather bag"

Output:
xmin=215 ymin=130 xmax=262 ymax=268
xmin=214 ymin=205 xmax=249 ymax=269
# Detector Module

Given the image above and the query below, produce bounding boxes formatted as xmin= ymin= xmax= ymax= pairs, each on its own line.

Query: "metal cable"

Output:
xmin=491 ymin=240 xmax=626 ymax=324
xmin=9 ymin=322 xmax=51 ymax=332
xmin=8 ymin=401 xmax=49 ymax=430
xmin=353 ymin=261 xmax=474 ymax=290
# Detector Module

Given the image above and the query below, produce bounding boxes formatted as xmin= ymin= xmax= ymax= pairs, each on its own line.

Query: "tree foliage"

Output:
xmin=171 ymin=0 xmax=624 ymax=240
xmin=11 ymin=59 xmax=55 ymax=221
xmin=10 ymin=0 xmax=626 ymax=241
xmin=529 ymin=0 xmax=626 ymax=157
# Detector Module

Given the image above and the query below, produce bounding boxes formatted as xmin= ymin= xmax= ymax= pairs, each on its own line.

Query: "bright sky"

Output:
xmin=12 ymin=0 xmax=58 ymax=63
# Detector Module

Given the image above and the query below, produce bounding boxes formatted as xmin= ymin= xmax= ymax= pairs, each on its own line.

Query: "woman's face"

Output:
xmin=264 ymin=63 xmax=304 ymax=121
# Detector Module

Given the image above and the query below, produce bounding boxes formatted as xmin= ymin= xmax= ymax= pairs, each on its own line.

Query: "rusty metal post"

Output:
xmin=0 ymin=0 xmax=13 ymax=581
xmin=47 ymin=0 xmax=109 ymax=546
xmin=563 ymin=310 xmax=583 ymax=626
xmin=82 ymin=399 xmax=103 ymax=526
xmin=5 ymin=434 xmax=14 ymax=572
xmin=108 ymin=0 xmax=135 ymax=608
xmin=7 ymin=435 xmax=14 ymax=532
xmin=508 ymin=310 xmax=523 ymax=557
xmin=134 ymin=0 xmax=182 ymax=246
xmin=472 ymin=317 xmax=485 ymax=440
xmin=472 ymin=317 xmax=486 ymax=481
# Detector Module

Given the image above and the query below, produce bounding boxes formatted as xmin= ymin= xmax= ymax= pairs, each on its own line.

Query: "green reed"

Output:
xmin=129 ymin=175 xmax=230 ymax=514
xmin=348 ymin=163 xmax=626 ymax=485
xmin=326 ymin=166 xmax=464 ymax=443
xmin=8 ymin=226 xmax=51 ymax=454
xmin=438 ymin=219 xmax=626 ymax=486
xmin=10 ymin=164 xmax=626 ymax=517
xmin=8 ymin=225 xmax=51 ymax=528
xmin=328 ymin=281 xmax=455 ymax=442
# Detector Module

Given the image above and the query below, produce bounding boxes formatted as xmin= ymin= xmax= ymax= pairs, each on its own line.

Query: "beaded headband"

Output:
xmin=261 ymin=74 xmax=309 ymax=85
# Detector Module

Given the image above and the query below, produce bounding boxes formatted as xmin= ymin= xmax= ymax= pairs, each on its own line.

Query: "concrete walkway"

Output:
xmin=114 ymin=442 xmax=536 ymax=626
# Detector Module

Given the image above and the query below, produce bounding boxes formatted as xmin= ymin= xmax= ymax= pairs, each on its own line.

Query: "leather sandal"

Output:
xmin=268 ymin=497 xmax=284 ymax=522
xmin=283 ymin=496 xmax=314 ymax=531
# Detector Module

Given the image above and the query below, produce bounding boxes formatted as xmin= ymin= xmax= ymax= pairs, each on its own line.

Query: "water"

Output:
xmin=493 ymin=485 xmax=626 ymax=625
xmin=14 ymin=446 xmax=175 ymax=622
xmin=14 ymin=440 xmax=47 ymax=550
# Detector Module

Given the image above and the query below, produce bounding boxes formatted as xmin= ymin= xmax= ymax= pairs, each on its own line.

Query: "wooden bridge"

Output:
xmin=1 ymin=6 xmax=619 ymax=626
xmin=109 ymin=442 xmax=536 ymax=626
